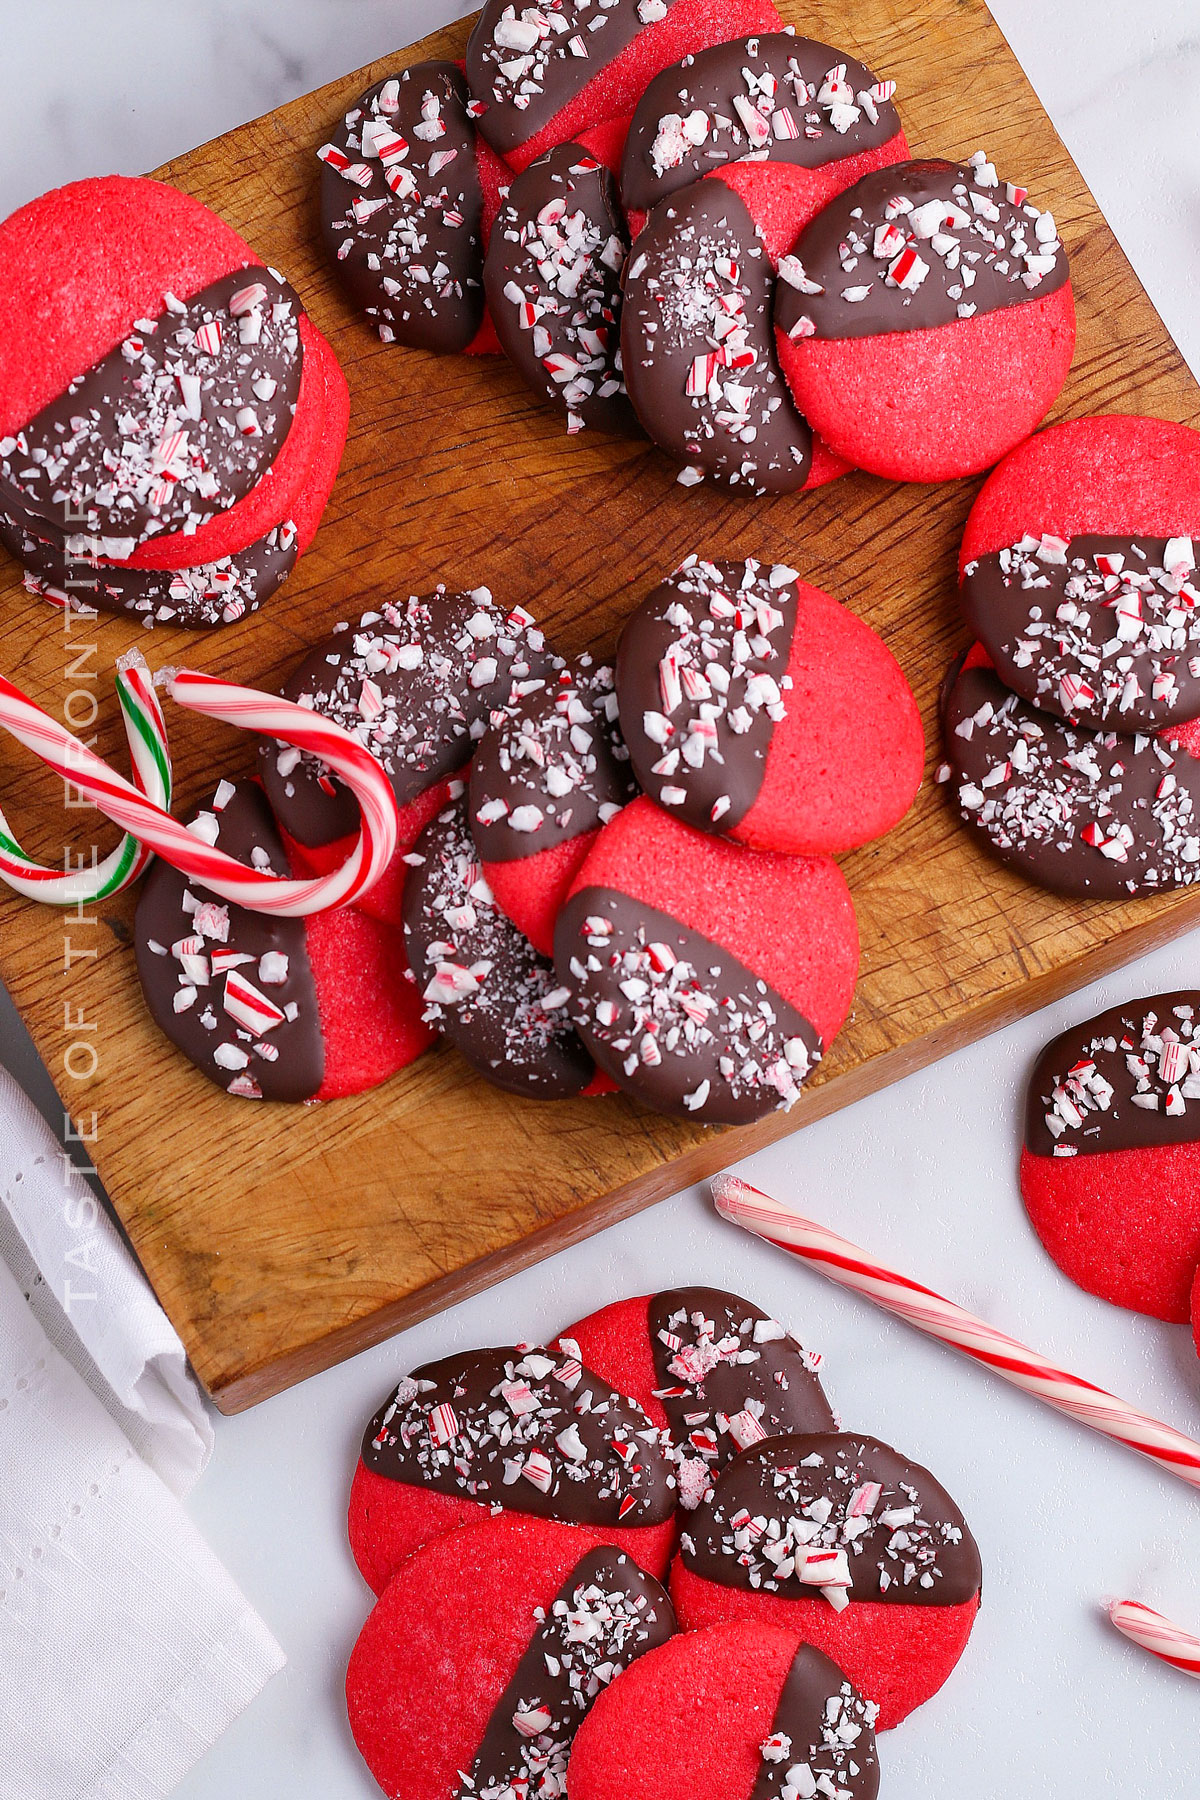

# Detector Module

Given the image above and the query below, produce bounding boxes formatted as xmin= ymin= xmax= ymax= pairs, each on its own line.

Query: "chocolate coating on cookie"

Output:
xmin=466 ymin=0 xmax=681 ymax=155
xmin=556 ymin=886 xmax=821 ymax=1123
xmin=464 ymin=1547 xmax=676 ymax=1800
xmin=259 ymin=587 xmax=552 ymax=848
xmin=404 ymin=801 xmax=597 ymax=1099
xmin=1025 ymin=990 xmax=1200 ymax=1159
xmin=681 ymin=1432 xmax=981 ymax=1606
xmin=1 ymin=510 xmax=297 ymax=629
xmin=617 ymin=556 xmax=800 ymax=833
xmin=961 ymin=533 xmax=1200 ymax=731
xmin=470 ymin=658 xmax=636 ymax=864
xmin=134 ymin=781 xmax=323 ymax=1102
xmin=776 ymin=156 xmax=1067 ymax=343
xmin=0 ymin=269 xmax=303 ymax=555
xmin=622 ymin=34 xmax=901 ymax=213
xmin=485 ymin=143 xmax=636 ymax=434
xmin=319 ymin=64 xmax=486 ymax=353
xmin=943 ymin=658 xmax=1200 ymax=898
xmin=362 ymin=1343 xmax=677 ymax=1526
xmin=753 ymin=1645 xmax=880 ymax=1800
xmin=623 ymin=180 xmax=812 ymax=492
xmin=649 ymin=1286 xmax=835 ymax=1503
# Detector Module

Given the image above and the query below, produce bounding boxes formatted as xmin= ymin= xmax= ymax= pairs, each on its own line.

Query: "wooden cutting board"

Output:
xmin=0 ymin=0 xmax=1196 ymax=1412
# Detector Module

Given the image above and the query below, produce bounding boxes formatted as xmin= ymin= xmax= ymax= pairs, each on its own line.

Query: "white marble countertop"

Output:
xmin=2 ymin=3 xmax=1200 ymax=1796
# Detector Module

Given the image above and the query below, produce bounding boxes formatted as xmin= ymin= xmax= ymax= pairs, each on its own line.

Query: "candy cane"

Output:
xmin=711 ymin=1174 xmax=1200 ymax=1494
xmin=0 ymin=651 xmax=171 ymax=904
xmin=0 ymin=667 xmax=399 ymax=917
xmin=1107 ymin=1600 xmax=1200 ymax=1679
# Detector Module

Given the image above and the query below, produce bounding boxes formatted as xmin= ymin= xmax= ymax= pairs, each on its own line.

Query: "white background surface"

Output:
xmin=2 ymin=3 xmax=1200 ymax=1796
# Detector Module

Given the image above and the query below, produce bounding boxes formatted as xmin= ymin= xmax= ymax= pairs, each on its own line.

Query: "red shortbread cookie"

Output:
xmin=569 ymin=1621 xmax=879 ymax=1800
xmin=1192 ymin=1266 xmax=1200 ymax=1358
xmin=621 ymin=33 xmax=908 ymax=249
xmin=133 ymin=780 xmax=432 ymax=1104
xmin=958 ymin=415 xmax=1200 ymax=729
xmin=469 ymin=658 xmax=638 ymax=955
xmin=319 ymin=64 xmax=505 ymax=356
xmin=617 ymin=556 xmax=923 ymax=853
xmin=6 ymin=319 xmax=349 ymax=627
xmin=258 ymin=588 xmax=553 ymax=927
xmin=1021 ymin=990 xmax=1200 ymax=1322
xmin=0 ymin=175 xmax=334 ymax=571
xmin=466 ymin=0 xmax=784 ymax=172
xmin=346 ymin=1514 xmax=675 ymax=1800
xmin=776 ymin=155 xmax=1075 ymax=481
xmin=561 ymin=1288 xmax=835 ymax=1507
xmin=348 ymin=1341 xmax=678 ymax=1594
xmin=622 ymin=175 xmax=845 ymax=494
xmin=554 ymin=798 xmax=859 ymax=1123
xmin=671 ymin=1432 xmax=982 ymax=1730
xmin=942 ymin=644 xmax=1200 ymax=898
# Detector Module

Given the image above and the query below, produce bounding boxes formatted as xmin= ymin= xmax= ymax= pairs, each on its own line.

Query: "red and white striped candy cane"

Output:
xmin=711 ymin=1173 xmax=1200 ymax=1494
xmin=0 ymin=667 xmax=399 ymax=917
xmin=1108 ymin=1600 xmax=1200 ymax=1679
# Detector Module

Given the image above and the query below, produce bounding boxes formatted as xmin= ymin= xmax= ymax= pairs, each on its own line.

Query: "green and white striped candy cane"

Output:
xmin=0 ymin=650 xmax=172 ymax=904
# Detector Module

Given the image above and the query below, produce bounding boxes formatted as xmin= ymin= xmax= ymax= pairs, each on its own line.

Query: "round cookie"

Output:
xmin=403 ymin=798 xmax=602 ymax=1098
xmin=621 ymin=179 xmax=815 ymax=493
xmin=484 ymin=141 xmax=637 ymax=435
xmin=1021 ymin=990 xmax=1200 ymax=1322
xmin=347 ymin=1341 xmax=679 ymax=1594
xmin=617 ymin=556 xmax=924 ymax=852
xmin=775 ymin=155 xmax=1075 ymax=481
xmin=569 ymin=1621 xmax=879 ymax=1800
xmin=464 ymin=0 xmax=785 ymax=172
xmin=0 ymin=176 xmax=342 ymax=572
xmin=621 ymin=34 xmax=907 ymax=240
xmin=561 ymin=1288 xmax=836 ymax=1507
xmin=671 ymin=1432 xmax=982 ymax=1730
xmin=942 ymin=645 xmax=1200 ymax=898
xmin=346 ymin=1514 xmax=676 ymax=1800
xmin=258 ymin=587 xmax=553 ymax=926
xmin=319 ymin=63 xmax=507 ymax=355
xmin=554 ymin=798 xmax=858 ymax=1124
xmin=134 ymin=779 xmax=433 ymax=1103
xmin=1193 ymin=1265 xmax=1200 ymax=1360
xmin=959 ymin=415 xmax=1200 ymax=730
xmin=469 ymin=658 xmax=638 ymax=955
xmin=6 ymin=319 xmax=350 ymax=627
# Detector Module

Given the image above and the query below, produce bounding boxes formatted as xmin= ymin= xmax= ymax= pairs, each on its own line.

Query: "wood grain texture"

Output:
xmin=0 ymin=1 xmax=1197 ymax=1412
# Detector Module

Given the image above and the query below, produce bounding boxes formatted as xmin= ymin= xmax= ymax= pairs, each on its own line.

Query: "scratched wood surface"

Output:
xmin=0 ymin=0 xmax=1196 ymax=1412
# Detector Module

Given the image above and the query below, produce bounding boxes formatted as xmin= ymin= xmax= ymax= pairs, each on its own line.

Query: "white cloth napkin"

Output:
xmin=0 ymin=1065 xmax=285 ymax=1800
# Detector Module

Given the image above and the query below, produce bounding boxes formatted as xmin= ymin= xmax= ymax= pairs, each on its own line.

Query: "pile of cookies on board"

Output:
xmin=344 ymin=1284 xmax=982 ymax=1800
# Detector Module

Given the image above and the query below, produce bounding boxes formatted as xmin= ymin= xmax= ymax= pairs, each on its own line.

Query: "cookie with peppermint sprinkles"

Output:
xmin=403 ymin=798 xmax=602 ymax=1097
xmin=0 ymin=175 xmax=346 ymax=575
xmin=775 ymin=155 xmax=1075 ymax=481
xmin=942 ymin=647 xmax=1200 ymax=899
xmin=258 ymin=587 xmax=554 ymax=926
xmin=570 ymin=1622 xmax=878 ymax=1800
xmin=464 ymin=0 xmax=784 ymax=170
xmin=959 ymin=415 xmax=1200 ymax=730
xmin=553 ymin=798 xmax=858 ymax=1124
xmin=134 ymin=779 xmax=432 ymax=1103
xmin=621 ymin=179 xmax=817 ymax=493
xmin=1021 ymin=990 xmax=1200 ymax=1322
xmin=617 ymin=557 xmax=923 ymax=852
xmin=469 ymin=656 xmax=638 ymax=955
xmin=562 ymin=1287 xmax=835 ymax=1507
xmin=348 ymin=1342 xmax=678 ymax=1593
xmin=672 ymin=1432 xmax=982 ymax=1730
xmin=346 ymin=1515 xmax=675 ymax=1800
xmin=621 ymin=33 xmax=907 ymax=238
xmin=318 ymin=64 xmax=507 ymax=355
xmin=484 ymin=141 xmax=638 ymax=434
